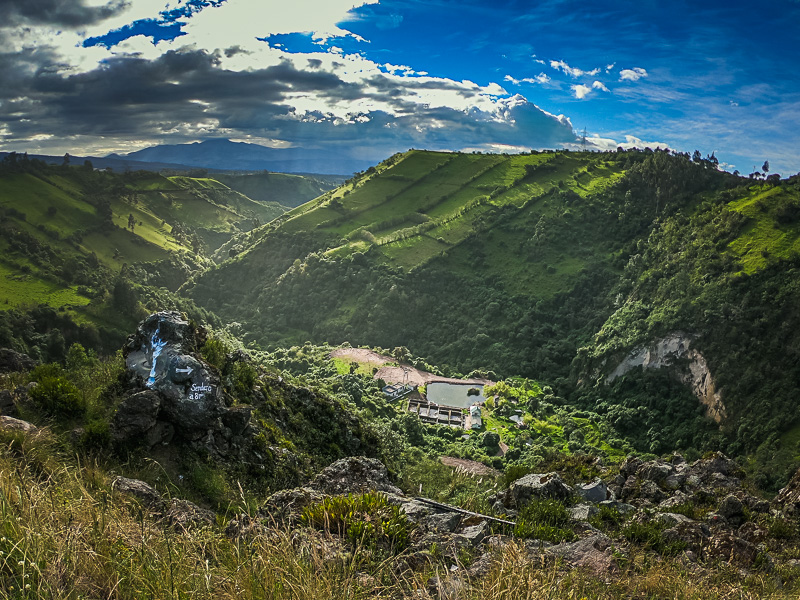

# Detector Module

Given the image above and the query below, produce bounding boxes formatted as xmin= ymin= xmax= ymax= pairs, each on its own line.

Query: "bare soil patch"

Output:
xmin=440 ymin=456 xmax=501 ymax=477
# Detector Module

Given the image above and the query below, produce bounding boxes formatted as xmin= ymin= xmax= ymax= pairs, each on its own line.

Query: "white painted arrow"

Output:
xmin=176 ymin=367 xmax=193 ymax=375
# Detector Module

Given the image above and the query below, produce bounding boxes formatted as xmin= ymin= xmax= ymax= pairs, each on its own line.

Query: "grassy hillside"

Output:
xmin=186 ymin=149 xmax=800 ymax=481
xmin=215 ymin=171 xmax=344 ymax=209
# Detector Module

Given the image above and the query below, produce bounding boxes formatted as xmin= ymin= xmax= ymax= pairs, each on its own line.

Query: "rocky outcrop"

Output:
xmin=606 ymin=332 xmax=726 ymax=422
xmin=490 ymin=472 xmax=572 ymax=513
xmin=124 ymin=311 xmax=227 ymax=432
xmin=113 ymin=312 xmax=253 ymax=458
xmin=0 ymin=348 xmax=36 ymax=374
xmin=307 ymin=456 xmax=402 ymax=496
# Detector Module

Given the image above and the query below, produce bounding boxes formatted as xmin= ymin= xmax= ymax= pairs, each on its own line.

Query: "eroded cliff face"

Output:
xmin=607 ymin=333 xmax=726 ymax=423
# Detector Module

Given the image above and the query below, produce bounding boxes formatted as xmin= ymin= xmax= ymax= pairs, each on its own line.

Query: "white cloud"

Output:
xmin=619 ymin=67 xmax=648 ymax=81
xmin=573 ymin=84 xmax=593 ymax=99
xmin=587 ymin=134 xmax=669 ymax=151
xmin=551 ymin=60 xmax=600 ymax=78
xmin=592 ymin=81 xmax=610 ymax=92
xmin=504 ymin=73 xmax=550 ymax=85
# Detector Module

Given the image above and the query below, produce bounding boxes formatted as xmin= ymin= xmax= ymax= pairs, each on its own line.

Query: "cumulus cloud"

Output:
xmin=592 ymin=81 xmax=610 ymax=92
xmin=619 ymin=67 xmax=648 ymax=81
xmin=587 ymin=134 xmax=669 ymax=151
xmin=572 ymin=84 xmax=593 ymax=99
xmin=0 ymin=0 xmax=584 ymax=170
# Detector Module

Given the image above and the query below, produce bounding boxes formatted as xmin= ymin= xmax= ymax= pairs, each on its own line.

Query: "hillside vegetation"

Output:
xmin=187 ymin=149 xmax=800 ymax=485
xmin=0 ymin=154 xmax=337 ymax=362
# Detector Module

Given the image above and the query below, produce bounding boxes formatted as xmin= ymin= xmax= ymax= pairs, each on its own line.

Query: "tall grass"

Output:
xmin=0 ymin=430 xmax=797 ymax=599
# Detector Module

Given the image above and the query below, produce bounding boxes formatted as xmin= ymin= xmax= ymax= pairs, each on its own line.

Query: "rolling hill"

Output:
xmin=185 ymin=148 xmax=800 ymax=478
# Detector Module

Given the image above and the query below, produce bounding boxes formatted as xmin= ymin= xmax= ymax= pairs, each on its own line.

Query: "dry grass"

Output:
xmin=0 ymin=430 xmax=797 ymax=599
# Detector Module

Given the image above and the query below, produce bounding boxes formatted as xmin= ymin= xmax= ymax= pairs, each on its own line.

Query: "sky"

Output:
xmin=1 ymin=0 xmax=799 ymax=175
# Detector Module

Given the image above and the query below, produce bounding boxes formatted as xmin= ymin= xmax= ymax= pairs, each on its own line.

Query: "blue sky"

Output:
xmin=1 ymin=0 xmax=798 ymax=174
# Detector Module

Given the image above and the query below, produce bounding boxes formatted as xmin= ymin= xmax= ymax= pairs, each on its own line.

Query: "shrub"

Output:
xmin=29 ymin=370 xmax=86 ymax=417
xmin=513 ymin=499 xmax=575 ymax=543
xmin=622 ymin=520 xmax=686 ymax=556
xmin=300 ymin=491 xmax=413 ymax=553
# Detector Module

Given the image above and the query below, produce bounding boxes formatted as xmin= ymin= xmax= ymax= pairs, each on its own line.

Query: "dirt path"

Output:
xmin=329 ymin=347 xmax=492 ymax=387
xmin=440 ymin=456 xmax=501 ymax=477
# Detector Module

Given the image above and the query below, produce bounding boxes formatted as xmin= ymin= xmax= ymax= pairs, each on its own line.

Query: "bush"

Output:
xmin=29 ymin=370 xmax=86 ymax=417
xmin=300 ymin=491 xmax=413 ymax=553
xmin=513 ymin=499 xmax=575 ymax=543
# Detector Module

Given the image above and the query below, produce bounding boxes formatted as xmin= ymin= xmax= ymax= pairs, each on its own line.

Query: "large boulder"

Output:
xmin=110 ymin=390 xmax=161 ymax=444
xmin=124 ymin=312 xmax=226 ymax=433
xmin=307 ymin=456 xmax=402 ymax=496
xmin=509 ymin=472 xmax=573 ymax=506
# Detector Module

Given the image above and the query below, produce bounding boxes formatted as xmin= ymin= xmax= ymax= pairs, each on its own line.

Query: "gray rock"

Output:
xmin=0 ymin=415 xmax=37 ymax=433
xmin=308 ymin=456 xmax=402 ymax=496
xmin=656 ymin=512 xmax=695 ymax=527
xmin=637 ymin=462 xmax=672 ymax=484
xmin=639 ymin=480 xmax=667 ymax=503
xmin=124 ymin=311 xmax=227 ymax=432
xmin=507 ymin=472 xmax=572 ymax=507
xmin=658 ymin=490 xmax=690 ymax=509
xmin=146 ymin=421 xmax=175 ymax=446
xmin=111 ymin=476 xmax=163 ymax=508
xmin=111 ymin=390 xmax=161 ymax=444
xmin=460 ymin=521 xmax=489 ymax=546
xmin=422 ymin=512 xmax=462 ymax=533
xmin=221 ymin=406 xmax=252 ymax=436
xmin=576 ymin=478 xmax=608 ymax=503
xmin=570 ymin=503 xmax=599 ymax=521
xmin=619 ymin=456 xmax=643 ymax=479
xmin=165 ymin=498 xmax=215 ymax=530
xmin=547 ymin=533 xmax=616 ymax=575
xmin=261 ymin=487 xmax=325 ymax=525
xmin=0 ymin=348 xmax=36 ymax=373
xmin=718 ymin=494 xmax=745 ymax=526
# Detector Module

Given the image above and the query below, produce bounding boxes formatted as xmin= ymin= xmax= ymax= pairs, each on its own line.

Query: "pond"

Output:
xmin=425 ymin=382 xmax=485 ymax=409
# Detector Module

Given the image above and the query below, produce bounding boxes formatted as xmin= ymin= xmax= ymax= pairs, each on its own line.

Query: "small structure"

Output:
xmin=407 ymin=398 xmax=464 ymax=428
xmin=469 ymin=404 xmax=482 ymax=430
xmin=382 ymin=383 xmax=416 ymax=400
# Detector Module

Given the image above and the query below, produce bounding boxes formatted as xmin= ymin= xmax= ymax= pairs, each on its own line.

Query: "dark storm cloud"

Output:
xmin=0 ymin=39 xmax=576 ymax=162
xmin=0 ymin=0 xmax=129 ymax=28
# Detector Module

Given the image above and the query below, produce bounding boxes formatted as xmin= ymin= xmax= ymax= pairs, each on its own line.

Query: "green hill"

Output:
xmin=186 ymin=149 xmax=800 ymax=481
xmin=214 ymin=171 xmax=345 ymax=209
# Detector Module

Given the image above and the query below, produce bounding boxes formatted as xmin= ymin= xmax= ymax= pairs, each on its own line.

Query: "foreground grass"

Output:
xmin=0 ymin=428 xmax=797 ymax=599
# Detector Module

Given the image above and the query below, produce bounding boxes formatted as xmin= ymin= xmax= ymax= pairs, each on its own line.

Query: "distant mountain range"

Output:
xmin=108 ymin=139 xmax=376 ymax=175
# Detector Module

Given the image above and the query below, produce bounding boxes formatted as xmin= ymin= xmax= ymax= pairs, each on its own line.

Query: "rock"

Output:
xmin=547 ymin=533 xmax=616 ymax=576
xmin=261 ymin=487 xmax=325 ymax=525
xmin=110 ymin=390 xmax=161 ymax=444
xmin=387 ymin=494 xmax=437 ymax=522
xmin=0 ymin=348 xmax=36 ymax=373
xmin=738 ymin=521 xmax=768 ymax=545
xmin=124 ymin=312 xmax=227 ymax=433
xmin=467 ymin=552 xmax=493 ymax=578
xmin=689 ymin=453 xmax=742 ymax=481
xmin=308 ymin=456 xmax=402 ymax=496
xmin=659 ymin=490 xmax=690 ymax=510
xmin=774 ymin=466 xmax=800 ymax=508
xmin=221 ymin=406 xmax=252 ymax=436
xmin=656 ymin=512 xmax=695 ymax=528
xmin=707 ymin=531 xmax=761 ymax=568
xmin=460 ymin=521 xmax=489 ymax=546
xmin=619 ymin=456 xmax=643 ymax=479
xmin=146 ymin=421 xmax=175 ymax=446
xmin=599 ymin=500 xmax=635 ymax=516
xmin=165 ymin=498 xmax=215 ymax=530
xmin=504 ymin=472 xmax=572 ymax=508
xmin=661 ymin=521 xmax=709 ymax=554
xmin=0 ymin=415 xmax=37 ymax=433
xmin=570 ymin=503 xmax=599 ymax=521
xmin=639 ymin=480 xmax=667 ymax=504
xmin=718 ymin=494 xmax=745 ymax=526
xmin=422 ymin=512 xmax=462 ymax=533
xmin=111 ymin=476 xmax=164 ymax=508
xmin=0 ymin=389 xmax=18 ymax=417
xmin=637 ymin=462 xmax=672 ymax=484
xmin=576 ymin=478 xmax=608 ymax=503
